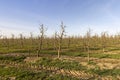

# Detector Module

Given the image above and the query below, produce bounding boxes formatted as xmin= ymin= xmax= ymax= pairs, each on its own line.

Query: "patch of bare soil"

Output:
xmin=24 ymin=57 xmax=41 ymax=63
xmin=104 ymin=50 xmax=120 ymax=54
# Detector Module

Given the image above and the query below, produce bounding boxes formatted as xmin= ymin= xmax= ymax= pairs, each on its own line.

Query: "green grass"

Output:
xmin=36 ymin=57 xmax=86 ymax=71
xmin=90 ymin=53 xmax=120 ymax=59
xmin=0 ymin=48 xmax=28 ymax=53
xmin=0 ymin=66 xmax=79 ymax=80
xmin=36 ymin=58 xmax=120 ymax=77
xmin=0 ymin=55 xmax=26 ymax=62
xmin=1 ymin=47 xmax=120 ymax=60
xmin=37 ymin=49 xmax=120 ymax=59
xmin=88 ymin=67 xmax=120 ymax=76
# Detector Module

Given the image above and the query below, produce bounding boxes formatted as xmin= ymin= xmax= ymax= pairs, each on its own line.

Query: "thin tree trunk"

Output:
xmin=87 ymin=46 xmax=90 ymax=62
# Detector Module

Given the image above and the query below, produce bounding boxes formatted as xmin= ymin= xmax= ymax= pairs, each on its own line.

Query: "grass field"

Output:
xmin=0 ymin=23 xmax=120 ymax=80
xmin=0 ymin=47 xmax=120 ymax=80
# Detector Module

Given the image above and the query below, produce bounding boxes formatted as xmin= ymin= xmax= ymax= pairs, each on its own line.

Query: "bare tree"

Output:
xmin=53 ymin=32 xmax=58 ymax=50
xmin=3 ymin=36 xmax=9 ymax=50
xmin=101 ymin=32 xmax=108 ymax=53
xmin=11 ymin=34 xmax=15 ymax=47
xmin=67 ymin=36 xmax=71 ymax=49
xmin=37 ymin=24 xmax=47 ymax=57
xmin=28 ymin=32 xmax=34 ymax=56
xmin=30 ymin=32 xmax=33 ymax=46
xmin=57 ymin=22 xmax=66 ymax=58
xmin=85 ymin=28 xmax=92 ymax=62
xmin=19 ymin=34 xmax=24 ymax=48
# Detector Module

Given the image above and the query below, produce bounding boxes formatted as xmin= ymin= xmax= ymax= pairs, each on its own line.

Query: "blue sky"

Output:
xmin=0 ymin=0 xmax=120 ymax=37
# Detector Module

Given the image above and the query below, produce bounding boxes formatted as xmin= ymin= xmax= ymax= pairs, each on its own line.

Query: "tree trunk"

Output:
xmin=87 ymin=46 xmax=90 ymax=62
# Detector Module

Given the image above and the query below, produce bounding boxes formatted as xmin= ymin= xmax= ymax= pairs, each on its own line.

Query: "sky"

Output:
xmin=0 ymin=0 xmax=120 ymax=37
